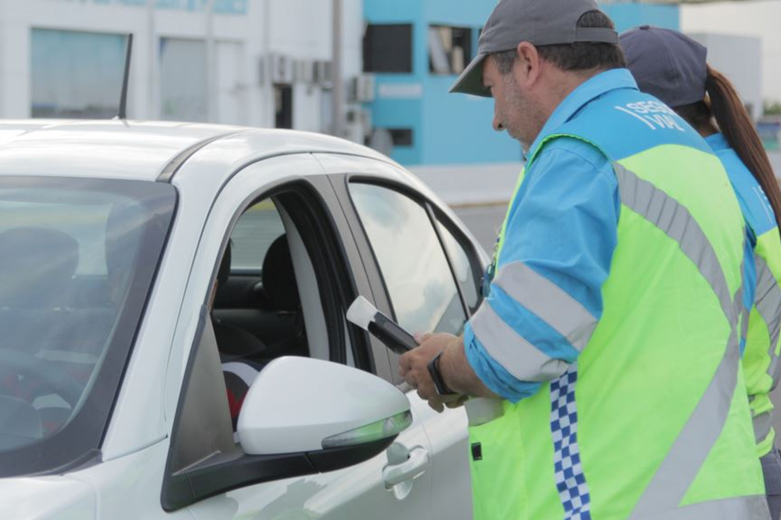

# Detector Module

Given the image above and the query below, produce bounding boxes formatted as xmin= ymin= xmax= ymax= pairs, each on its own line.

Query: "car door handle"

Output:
xmin=382 ymin=447 xmax=430 ymax=489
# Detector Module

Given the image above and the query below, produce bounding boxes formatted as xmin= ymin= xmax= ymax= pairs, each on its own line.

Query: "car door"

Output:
xmin=317 ymin=153 xmax=484 ymax=519
xmin=163 ymin=154 xmax=436 ymax=520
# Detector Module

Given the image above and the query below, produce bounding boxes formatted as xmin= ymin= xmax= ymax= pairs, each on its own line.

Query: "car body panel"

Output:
xmin=0 ymin=475 xmax=97 ymax=520
xmin=0 ymin=120 xmax=394 ymax=183
xmin=0 ymin=120 xmax=238 ymax=180
xmin=67 ymin=441 xmax=192 ymax=520
xmin=188 ymin=406 xmax=434 ymax=520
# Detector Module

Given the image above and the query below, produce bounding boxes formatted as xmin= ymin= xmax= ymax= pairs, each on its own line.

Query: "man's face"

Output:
xmin=482 ymin=54 xmax=538 ymax=151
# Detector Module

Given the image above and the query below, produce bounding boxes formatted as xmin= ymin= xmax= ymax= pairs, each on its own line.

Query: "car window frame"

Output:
xmin=162 ymin=157 xmax=378 ymax=510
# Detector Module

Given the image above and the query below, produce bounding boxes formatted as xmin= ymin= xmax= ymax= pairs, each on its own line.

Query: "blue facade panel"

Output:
xmin=363 ymin=0 xmax=420 ymax=21
xmin=422 ymin=0 xmax=495 ymax=26
xmin=364 ymin=1 xmax=679 ymax=166
xmin=423 ymin=76 xmax=521 ymax=165
xmin=602 ymin=4 xmax=680 ymax=33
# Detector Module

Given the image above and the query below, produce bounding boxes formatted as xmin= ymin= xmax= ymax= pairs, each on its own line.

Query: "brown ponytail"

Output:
xmin=705 ymin=65 xmax=781 ymax=234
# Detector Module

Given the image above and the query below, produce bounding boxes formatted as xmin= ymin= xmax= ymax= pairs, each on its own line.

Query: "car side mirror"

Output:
xmin=162 ymin=356 xmax=411 ymax=511
xmin=238 ymin=356 xmax=411 ymax=459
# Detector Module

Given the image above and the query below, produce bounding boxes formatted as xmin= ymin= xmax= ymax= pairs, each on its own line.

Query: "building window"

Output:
xmin=429 ymin=25 xmax=472 ymax=75
xmin=363 ymin=24 xmax=413 ymax=74
xmin=160 ymin=38 xmax=208 ymax=122
xmin=388 ymin=128 xmax=414 ymax=147
xmin=274 ymin=85 xmax=293 ymax=129
xmin=31 ymin=29 xmax=126 ymax=119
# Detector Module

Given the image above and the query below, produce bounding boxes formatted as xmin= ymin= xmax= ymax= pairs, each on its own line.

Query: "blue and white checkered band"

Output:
xmin=550 ymin=365 xmax=592 ymax=520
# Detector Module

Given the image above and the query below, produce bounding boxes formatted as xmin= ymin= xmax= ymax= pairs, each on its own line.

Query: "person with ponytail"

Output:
xmin=621 ymin=26 xmax=781 ymax=518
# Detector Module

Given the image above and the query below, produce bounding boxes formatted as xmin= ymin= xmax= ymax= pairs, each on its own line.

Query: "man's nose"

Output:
xmin=493 ymin=115 xmax=505 ymax=132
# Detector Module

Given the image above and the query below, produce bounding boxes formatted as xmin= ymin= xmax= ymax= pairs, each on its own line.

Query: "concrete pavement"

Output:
xmin=453 ymin=204 xmax=507 ymax=254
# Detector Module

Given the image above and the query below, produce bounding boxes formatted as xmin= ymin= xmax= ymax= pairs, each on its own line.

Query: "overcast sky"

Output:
xmin=681 ymin=0 xmax=781 ymax=104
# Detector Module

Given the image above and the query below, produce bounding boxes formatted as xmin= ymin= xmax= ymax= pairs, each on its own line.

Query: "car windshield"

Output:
xmin=0 ymin=176 xmax=176 ymax=477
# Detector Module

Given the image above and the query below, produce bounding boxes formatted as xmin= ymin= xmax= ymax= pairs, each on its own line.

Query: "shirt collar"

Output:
xmin=704 ymin=132 xmax=730 ymax=152
xmin=528 ymin=69 xmax=639 ymax=155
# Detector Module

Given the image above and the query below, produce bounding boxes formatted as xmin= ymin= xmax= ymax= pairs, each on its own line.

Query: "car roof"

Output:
xmin=0 ymin=120 xmax=394 ymax=182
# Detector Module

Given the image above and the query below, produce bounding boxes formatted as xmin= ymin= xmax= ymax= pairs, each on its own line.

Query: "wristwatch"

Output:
xmin=427 ymin=350 xmax=456 ymax=396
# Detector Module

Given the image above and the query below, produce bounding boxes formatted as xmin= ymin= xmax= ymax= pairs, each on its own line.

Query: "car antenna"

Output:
xmin=117 ymin=33 xmax=133 ymax=120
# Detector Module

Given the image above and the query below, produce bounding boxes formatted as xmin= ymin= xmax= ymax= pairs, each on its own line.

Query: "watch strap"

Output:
xmin=427 ymin=350 xmax=456 ymax=396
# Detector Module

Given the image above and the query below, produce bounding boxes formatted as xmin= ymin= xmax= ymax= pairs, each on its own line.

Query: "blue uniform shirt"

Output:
xmin=705 ymin=133 xmax=777 ymax=352
xmin=705 ymin=133 xmax=777 ymax=243
xmin=463 ymin=71 xmax=630 ymax=403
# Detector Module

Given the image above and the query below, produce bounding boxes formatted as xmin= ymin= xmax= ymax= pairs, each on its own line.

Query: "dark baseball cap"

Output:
xmin=450 ymin=0 xmax=618 ymax=97
xmin=620 ymin=26 xmax=708 ymax=108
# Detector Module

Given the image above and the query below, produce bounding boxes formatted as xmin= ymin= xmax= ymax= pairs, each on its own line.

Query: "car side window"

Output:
xmin=349 ymin=183 xmax=467 ymax=336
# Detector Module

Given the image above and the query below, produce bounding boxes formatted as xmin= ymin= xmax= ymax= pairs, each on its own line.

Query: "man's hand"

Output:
xmin=399 ymin=332 xmax=461 ymax=412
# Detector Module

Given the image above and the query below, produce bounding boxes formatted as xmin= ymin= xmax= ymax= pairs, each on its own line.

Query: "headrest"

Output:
xmin=0 ymin=227 xmax=79 ymax=307
xmin=262 ymin=235 xmax=300 ymax=312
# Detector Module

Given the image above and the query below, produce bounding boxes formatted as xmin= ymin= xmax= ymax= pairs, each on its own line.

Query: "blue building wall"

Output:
xmin=364 ymin=1 xmax=679 ymax=166
xmin=602 ymin=4 xmax=680 ymax=33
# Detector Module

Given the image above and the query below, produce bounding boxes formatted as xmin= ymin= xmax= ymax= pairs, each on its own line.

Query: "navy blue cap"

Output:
xmin=619 ymin=26 xmax=708 ymax=108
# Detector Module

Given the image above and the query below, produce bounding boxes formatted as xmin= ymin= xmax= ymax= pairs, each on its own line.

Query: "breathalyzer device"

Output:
xmin=347 ymin=296 xmax=503 ymax=427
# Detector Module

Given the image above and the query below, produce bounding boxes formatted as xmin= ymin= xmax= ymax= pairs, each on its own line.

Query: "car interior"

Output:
xmin=210 ymin=194 xmax=355 ymax=429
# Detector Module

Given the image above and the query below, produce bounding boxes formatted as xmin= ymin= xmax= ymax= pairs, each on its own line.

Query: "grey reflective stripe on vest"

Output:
xmin=754 ymin=412 xmax=774 ymax=445
xmin=755 ymin=255 xmax=781 ymax=388
xmin=492 ymin=261 xmax=598 ymax=351
xmin=632 ymin=494 xmax=770 ymax=520
xmin=615 ymin=164 xmax=738 ymax=324
xmin=742 ymin=305 xmax=751 ymax=351
xmin=631 ymin=328 xmax=742 ymax=518
xmin=615 ymin=164 xmax=749 ymax=518
xmin=470 ymin=303 xmax=570 ymax=382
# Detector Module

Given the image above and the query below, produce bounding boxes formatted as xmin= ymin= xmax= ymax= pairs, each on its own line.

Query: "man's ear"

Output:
xmin=514 ymin=42 xmax=543 ymax=87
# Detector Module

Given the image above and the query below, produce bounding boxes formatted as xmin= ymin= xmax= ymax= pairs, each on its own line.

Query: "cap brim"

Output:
xmin=450 ymin=53 xmax=491 ymax=97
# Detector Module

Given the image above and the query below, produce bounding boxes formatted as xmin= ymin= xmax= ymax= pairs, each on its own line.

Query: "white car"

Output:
xmin=0 ymin=120 xmax=488 ymax=519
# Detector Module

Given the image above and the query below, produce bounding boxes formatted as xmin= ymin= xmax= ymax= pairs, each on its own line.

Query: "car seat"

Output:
xmin=213 ymin=241 xmax=268 ymax=362
xmin=259 ymin=234 xmax=308 ymax=358
xmin=213 ymin=242 xmax=267 ymax=430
